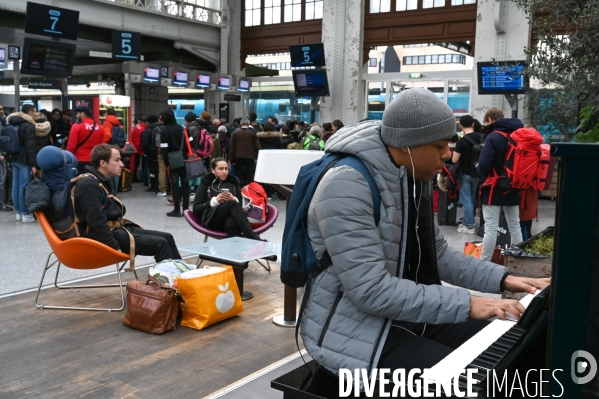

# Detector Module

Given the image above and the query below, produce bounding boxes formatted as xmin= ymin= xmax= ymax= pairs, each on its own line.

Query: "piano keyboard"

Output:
xmin=421 ymin=292 xmax=539 ymax=390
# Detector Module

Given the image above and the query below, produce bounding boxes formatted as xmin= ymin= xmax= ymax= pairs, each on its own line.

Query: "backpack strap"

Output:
xmin=75 ymin=122 xmax=97 ymax=151
xmin=294 ymin=154 xmax=381 ymax=376
xmin=463 ymin=134 xmax=480 ymax=146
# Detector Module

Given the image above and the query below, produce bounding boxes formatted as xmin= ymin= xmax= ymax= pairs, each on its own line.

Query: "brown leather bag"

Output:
xmin=122 ymin=277 xmax=179 ymax=334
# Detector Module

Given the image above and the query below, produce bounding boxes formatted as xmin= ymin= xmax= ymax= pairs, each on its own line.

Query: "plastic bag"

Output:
xmin=176 ymin=266 xmax=243 ymax=330
xmin=148 ymin=259 xmax=195 ymax=287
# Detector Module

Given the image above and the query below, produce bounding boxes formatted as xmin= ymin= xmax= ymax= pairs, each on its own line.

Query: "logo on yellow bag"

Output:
xmin=216 ymin=282 xmax=235 ymax=313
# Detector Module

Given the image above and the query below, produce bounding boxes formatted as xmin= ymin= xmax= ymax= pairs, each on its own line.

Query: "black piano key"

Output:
xmin=470 ymin=358 xmax=496 ymax=369
xmin=489 ymin=340 xmax=511 ymax=350
xmin=485 ymin=344 xmax=507 ymax=356
xmin=477 ymin=352 xmax=501 ymax=364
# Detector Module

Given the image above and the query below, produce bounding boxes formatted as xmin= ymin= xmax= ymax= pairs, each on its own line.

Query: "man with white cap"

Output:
xmin=299 ymin=89 xmax=550 ymax=397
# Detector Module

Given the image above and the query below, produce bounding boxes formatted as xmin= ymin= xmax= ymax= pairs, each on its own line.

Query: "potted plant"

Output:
xmin=502 ymin=227 xmax=554 ymax=299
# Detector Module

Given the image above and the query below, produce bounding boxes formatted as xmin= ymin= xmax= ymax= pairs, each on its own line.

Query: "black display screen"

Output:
xmin=25 ymin=2 xmax=80 ymax=41
xmin=217 ymin=76 xmax=231 ymax=90
xmin=21 ymin=38 xmax=76 ymax=78
xmin=292 ymin=69 xmax=330 ymax=97
xmin=477 ymin=61 xmax=528 ymax=95
xmin=173 ymin=71 xmax=188 ymax=86
xmin=289 ymin=43 xmax=326 ymax=67
xmin=238 ymin=78 xmax=250 ymax=92
xmin=143 ymin=67 xmax=160 ymax=83
xmin=196 ymin=74 xmax=211 ymax=88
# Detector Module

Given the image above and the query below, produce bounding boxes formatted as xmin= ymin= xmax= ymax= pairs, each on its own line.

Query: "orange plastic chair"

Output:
xmin=34 ymin=211 xmax=137 ymax=312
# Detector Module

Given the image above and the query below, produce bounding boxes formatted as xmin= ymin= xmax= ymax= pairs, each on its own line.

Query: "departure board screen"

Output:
xmin=21 ymin=38 xmax=76 ymax=78
xmin=477 ymin=61 xmax=528 ymax=95
xmin=292 ymin=69 xmax=330 ymax=97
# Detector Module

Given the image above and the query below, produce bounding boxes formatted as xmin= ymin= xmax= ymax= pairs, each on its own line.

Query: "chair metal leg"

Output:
xmin=256 ymin=259 xmax=271 ymax=272
xmin=35 ymin=254 xmax=126 ymax=312
xmin=203 ymin=235 xmax=209 ymax=243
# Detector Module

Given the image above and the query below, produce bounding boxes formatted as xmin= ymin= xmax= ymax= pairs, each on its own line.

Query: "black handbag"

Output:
xmin=167 ymin=130 xmax=186 ymax=170
xmin=24 ymin=176 xmax=50 ymax=212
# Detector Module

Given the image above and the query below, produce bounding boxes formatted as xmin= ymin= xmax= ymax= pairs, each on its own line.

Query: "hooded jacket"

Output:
xmin=300 ymin=121 xmax=508 ymax=385
xmin=6 ymin=112 xmax=38 ymax=166
xmin=192 ymin=173 xmax=242 ymax=227
xmin=35 ymin=120 xmax=52 ymax=152
xmin=141 ymin=122 xmax=160 ymax=155
xmin=257 ymin=130 xmax=283 ymax=150
xmin=477 ymin=118 xmax=524 ymax=206
xmin=160 ymin=110 xmax=185 ymax=167
xmin=103 ymin=115 xmax=121 ymax=144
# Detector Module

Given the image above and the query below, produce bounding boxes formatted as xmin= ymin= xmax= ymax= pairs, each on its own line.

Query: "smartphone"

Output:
xmin=221 ymin=188 xmax=230 ymax=193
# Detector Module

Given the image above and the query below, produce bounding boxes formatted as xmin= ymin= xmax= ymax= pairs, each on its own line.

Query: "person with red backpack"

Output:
xmin=476 ymin=113 xmax=524 ymax=261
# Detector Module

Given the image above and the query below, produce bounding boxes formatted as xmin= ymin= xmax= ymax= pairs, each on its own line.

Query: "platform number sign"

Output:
xmin=24 ymin=3 xmax=80 ymax=41
xmin=112 ymin=31 xmax=141 ymax=61
xmin=160 ymin=67 xmax=169 ymax=78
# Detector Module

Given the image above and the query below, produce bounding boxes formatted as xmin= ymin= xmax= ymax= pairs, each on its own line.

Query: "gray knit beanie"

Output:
xmin=380 ymin=88 xmax=456 ymax=148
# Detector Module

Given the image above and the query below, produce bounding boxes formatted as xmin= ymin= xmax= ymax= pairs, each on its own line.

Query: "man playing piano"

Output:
xmin=300 ymin=89 xmax=550 ymax=398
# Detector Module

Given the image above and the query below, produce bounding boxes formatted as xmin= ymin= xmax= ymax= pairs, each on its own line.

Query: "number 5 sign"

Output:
xmin=112 ymin=30 xmax=141 ymax=61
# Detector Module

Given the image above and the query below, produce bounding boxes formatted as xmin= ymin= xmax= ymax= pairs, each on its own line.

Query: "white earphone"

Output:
xmin=406 ymin=147 xmax=422 ymax=284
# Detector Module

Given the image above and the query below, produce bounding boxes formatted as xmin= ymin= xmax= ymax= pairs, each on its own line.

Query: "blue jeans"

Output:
xmin=459 ymin=174 xmax=479 ymax=228
xmin=11 ymin=162 xmax=31 ymax=215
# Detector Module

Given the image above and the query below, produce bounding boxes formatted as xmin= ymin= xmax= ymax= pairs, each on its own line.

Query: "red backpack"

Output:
xmin=195 ymin=129 xmax=214 ymax=159
xmin=241 ymin=182 xmax=268 ymax=227
xmin=482 ymin=127 xmax=544 ymax=204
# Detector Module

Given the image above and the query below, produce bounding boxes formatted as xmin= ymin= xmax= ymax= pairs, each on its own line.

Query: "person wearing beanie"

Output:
xmin=299 ymin=88 xmax=550 ymax=397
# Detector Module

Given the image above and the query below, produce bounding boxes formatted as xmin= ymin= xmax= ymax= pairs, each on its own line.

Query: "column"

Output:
xmin=319 ymin=0 xmax=366 ymax=126
xmin=470 ymin=0 xmax=530 ymax=122
xmin=226 ymin=0 xmax=244 ymax=121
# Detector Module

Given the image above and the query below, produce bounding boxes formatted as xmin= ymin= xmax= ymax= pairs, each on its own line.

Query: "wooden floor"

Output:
xmin=0 ymin=260 xmax=302 ymax=399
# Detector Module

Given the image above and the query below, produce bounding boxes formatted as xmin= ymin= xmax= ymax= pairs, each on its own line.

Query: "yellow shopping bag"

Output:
xmin=176 ymin=266 xmax=243 ymax=330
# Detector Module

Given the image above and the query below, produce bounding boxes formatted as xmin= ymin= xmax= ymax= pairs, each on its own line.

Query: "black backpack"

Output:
xmin=463 ymin=134 xmax=484 ymax=173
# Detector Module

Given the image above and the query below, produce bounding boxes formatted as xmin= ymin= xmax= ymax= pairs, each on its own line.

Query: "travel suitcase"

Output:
xmin=437 ymin=189 xmax=458 ymax=226
xmin=121 ymin=168 xmax=132 ymax=192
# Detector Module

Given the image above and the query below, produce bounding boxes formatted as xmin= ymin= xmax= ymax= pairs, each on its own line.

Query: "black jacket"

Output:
xmin=6 ymin=113 xmax=38 ymax=167
xmin=74 ymin=166 xmax=126 ymax=250
xmin=477 ymin=118 xmax=524 ymax=206
xmin=160 ymin=110 xmax=185 ymax=167
xmin=192 ymin=173 xmax=242 ymax=226
xmin=257 ymin=131 xmax=284 ymax=150
xmin=141 ymin=122 xmax=160 ymax=155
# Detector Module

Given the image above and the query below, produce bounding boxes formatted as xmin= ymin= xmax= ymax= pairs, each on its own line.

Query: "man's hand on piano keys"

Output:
xmin=469 ymin=296 xmax=526 ymax=321
xmin=503 ymin=276 xmax=551 ymax=294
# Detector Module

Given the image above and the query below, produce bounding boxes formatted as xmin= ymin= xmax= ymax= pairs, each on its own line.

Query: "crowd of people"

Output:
xmin=0 ymin=101 xmax=345 ymax=244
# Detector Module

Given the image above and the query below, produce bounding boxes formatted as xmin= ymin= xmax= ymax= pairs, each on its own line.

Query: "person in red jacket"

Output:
xmin=66 ymin=106 xmax=105 ymax=174
xmin=129 ymin=118 xmax=146 ymax=182
xmin=102 ymin=108 xmax=121 ymax=144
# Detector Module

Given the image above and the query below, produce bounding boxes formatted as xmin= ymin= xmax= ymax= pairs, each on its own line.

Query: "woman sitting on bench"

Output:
xmin=192 ymin=157 xmax=261 ymax=239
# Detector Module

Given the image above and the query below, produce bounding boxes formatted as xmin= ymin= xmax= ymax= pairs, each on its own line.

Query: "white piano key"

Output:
xmin=422 ymin=292 xmax=537 ymax=384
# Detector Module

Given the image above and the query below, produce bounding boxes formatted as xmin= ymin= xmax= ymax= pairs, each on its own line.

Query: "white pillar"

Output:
xmin=320 ymin=0 xmax=366 ymax=126
xmin=470 ymin=0 xmax=530 ymax=122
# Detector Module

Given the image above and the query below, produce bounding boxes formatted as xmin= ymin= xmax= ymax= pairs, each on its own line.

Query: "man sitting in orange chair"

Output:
xmin=74 ymin=143 xmax=182 ymax=262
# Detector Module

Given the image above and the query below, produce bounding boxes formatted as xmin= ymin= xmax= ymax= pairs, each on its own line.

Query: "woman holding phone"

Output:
xmin=192 ymin=157 xmax=262 ymax=239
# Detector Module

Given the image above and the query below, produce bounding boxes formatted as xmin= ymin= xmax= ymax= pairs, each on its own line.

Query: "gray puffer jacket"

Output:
xmin=300 ymin=120 xmax=508 ymax=386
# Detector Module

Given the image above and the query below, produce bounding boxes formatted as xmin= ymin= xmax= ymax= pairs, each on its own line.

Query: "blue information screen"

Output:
xmin=478 ymin=62 xmax=527 ymax=94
